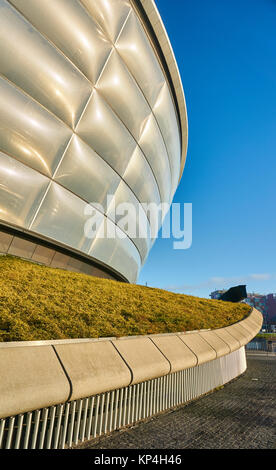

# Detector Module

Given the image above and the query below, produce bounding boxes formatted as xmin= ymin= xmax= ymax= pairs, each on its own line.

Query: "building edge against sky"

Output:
xmin=0 ymin=0 xmax=188 ymax=283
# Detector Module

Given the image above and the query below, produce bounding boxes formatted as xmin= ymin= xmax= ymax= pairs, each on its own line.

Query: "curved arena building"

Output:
xmin=0 ymin=0 xmax=188 ymax=283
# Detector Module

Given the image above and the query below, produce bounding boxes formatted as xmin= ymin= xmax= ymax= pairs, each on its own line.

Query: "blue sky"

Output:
xmin=138 ymin=0 xmax=276 ymax=298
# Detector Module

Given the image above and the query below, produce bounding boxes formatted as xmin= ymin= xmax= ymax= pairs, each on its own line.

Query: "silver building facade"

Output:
xmin=0 ymin=0 xmax=188 ymax=283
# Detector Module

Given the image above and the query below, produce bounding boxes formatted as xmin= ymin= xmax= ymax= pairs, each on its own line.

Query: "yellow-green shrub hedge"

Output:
xmin=0 ymin=255 xmax=251 ymax=342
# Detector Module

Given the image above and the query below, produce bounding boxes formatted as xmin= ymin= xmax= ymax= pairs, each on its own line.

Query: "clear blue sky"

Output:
xmin=138 ymin=0 xmax=276 ymax=298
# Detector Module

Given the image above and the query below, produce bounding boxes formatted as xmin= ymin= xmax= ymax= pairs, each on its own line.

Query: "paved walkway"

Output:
xmin=77 ymin=352 xmax=276 ymax=449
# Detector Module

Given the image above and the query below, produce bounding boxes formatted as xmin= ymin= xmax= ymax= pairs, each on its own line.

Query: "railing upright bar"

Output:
xmin=31 ymin=410 xmax=41 ymax=449
xmin=14 ymin=414 xmax=24 ymax=449
xmin=5 ymin=416 xmax=15 ymax=449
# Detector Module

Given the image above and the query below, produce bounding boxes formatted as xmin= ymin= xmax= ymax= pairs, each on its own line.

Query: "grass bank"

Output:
xmin=0 ymin=255 xmax=251 ymax=342
xmin=256 ymin=333 xmax=276 ymax=339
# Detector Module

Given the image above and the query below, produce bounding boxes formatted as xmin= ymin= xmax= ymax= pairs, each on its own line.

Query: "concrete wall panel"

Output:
xmin=213 ymin=327 xmax=241 ymax=352
xmin=151 ymin=335 xmax=197 ymax=372
xmin=0 ymin=307 xmax=263 ymax=420
xmin=250 ymin=308 xmax=263 ymax=328
xmin=242 ymin=317 xmax=260 ymax=334
xmin=0 ymin=346 xmax=70 ymax=419
xmin=54 ymin=341 xmax=132 ymax=400
xmin=178 ymin=333 xmax=216 ymax=365
xmin=225 ymin=323 xmax=252 ymax=347
xmin=112 ymin=337 xmax=170 ymax=384
xmin=242 ymin=308 xmax=263 ymax=333
xmin=199 ymin=330 xmax=231 ymax=357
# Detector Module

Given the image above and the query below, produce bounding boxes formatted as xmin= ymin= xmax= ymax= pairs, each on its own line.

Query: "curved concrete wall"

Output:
xmin=150 ymin=335 xmax=197 ymax=372
xmin=212 ymin=327 xmax=241 ymax=352
xmin=53 ymin=341 xmax=132 ymax=401
xmin=0 ymin=308 xmax=263 ymax=419
xmin=177 ymin=332 xmax=217 ymax=364
xmin=0 ymin=346 xmax=70 ymax=418
xmin=198 ymin=330 xmax=231 ymax=357
xmin=112 ymin=337 xmax=170 ymax=384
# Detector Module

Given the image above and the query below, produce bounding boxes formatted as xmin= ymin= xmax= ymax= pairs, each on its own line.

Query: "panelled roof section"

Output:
xmin=135 ymin=0 xmax=188 ymax=180
xmin=0 ymin=0 xmax=188 ymax=283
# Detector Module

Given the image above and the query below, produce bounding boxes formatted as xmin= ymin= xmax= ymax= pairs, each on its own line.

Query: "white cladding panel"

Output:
xmin=0 ymin=0 xmax=183 ymax=282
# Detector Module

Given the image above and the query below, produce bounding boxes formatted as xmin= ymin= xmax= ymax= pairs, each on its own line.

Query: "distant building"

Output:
xmin=210 ymin=289 xmax=276 ymax=329
xmin=266 ymin=294 xmax=276 ymax=323
xmin=244 ymin=293 xmax=276 ymax=326
xmin=210 ymin=290 xmax=226 ymax=300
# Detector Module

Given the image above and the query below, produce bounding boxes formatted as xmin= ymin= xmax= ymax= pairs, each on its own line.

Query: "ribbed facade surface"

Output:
xmin=0 ymin=0 xmax=187 ymax=282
